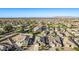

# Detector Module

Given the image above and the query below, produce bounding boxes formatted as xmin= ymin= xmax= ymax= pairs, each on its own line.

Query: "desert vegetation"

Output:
xmin=0 ymin=17 xmax=79 ymax=51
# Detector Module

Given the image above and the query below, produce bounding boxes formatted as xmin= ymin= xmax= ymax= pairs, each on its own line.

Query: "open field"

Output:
xmin=0 ymin=17 xmax=79 ymax=51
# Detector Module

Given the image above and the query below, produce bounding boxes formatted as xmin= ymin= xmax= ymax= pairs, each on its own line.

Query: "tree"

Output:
xmin=20 ymin=25 xmax=25 ymax=32
xmin=16 ymin=25 xmax=25 ymax=33
xmin=3 ymin=24 xmax=13 ymax=33
xmin=0 ymin=30 xmax=5 ymax=35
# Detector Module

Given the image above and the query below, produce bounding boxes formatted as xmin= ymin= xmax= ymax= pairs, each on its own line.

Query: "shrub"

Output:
xmin=55 ymin=48 xmax=59 ymax=51
xmin=73 ymin=47 xmax=79 ymax=51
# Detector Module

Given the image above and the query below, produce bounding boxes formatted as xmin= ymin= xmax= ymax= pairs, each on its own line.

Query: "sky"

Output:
xmin=0 ymin=8 xmax=79 ymax=18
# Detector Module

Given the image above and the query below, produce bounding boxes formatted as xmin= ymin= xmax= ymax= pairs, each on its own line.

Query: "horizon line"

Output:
xmin=0 ymin=16 xmax=79 ymax=18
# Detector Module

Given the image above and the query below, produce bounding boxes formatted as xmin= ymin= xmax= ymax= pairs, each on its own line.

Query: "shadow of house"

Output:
xmin=27 ymin=34 xmax=35 ymax=45
xmin=69 ymin=38 xmax=79 ymax=47
xmin=40 ymin=36 xmax=49 ymax=46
